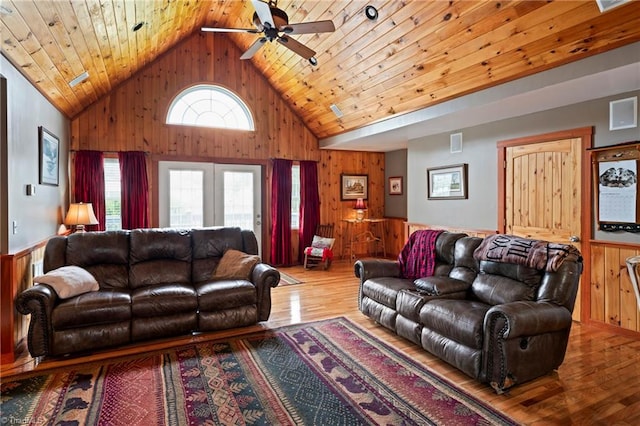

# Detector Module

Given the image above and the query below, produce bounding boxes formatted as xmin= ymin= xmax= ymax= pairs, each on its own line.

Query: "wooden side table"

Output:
xmin=341 ymin=218 xmax=387 ymax=260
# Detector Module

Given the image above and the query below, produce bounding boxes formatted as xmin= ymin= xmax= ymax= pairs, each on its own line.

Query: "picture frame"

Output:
xmin=388 ymin=176 xmax=403 ymax=195
xmin=341 ymin=174 xmax=368 ymax=200
xmin=427 ymin=163 xmax=468 ymax=200
xmin=39 ymin=126 xmax=60 ymax=186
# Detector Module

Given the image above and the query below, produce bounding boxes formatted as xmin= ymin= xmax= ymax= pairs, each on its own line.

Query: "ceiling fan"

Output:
xmin=201 ymin=0 xmax=335 ymax=66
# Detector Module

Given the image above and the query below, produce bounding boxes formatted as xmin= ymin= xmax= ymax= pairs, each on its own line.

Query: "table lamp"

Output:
xmin=354 ymin=198 xmax=367 ymax=222
xmin=64 ymin=202 xmax=99 ymax=233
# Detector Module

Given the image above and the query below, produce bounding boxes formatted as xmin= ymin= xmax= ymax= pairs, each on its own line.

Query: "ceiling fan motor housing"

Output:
xmin=253 ymin=7 xmax=289 ymax=40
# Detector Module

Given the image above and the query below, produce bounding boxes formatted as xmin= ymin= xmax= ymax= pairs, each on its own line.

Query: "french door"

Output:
xmin=158 ymin=161 xmax=262 ymax=254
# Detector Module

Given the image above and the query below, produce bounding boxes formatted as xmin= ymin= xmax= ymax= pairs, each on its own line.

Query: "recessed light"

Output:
xmin=309 ymin=57 xmax=318 ymax=66
xmin=132 ymin=22 xmax=145 ymax=32
xmin=365 ymin=5 xmax=378 ymax=21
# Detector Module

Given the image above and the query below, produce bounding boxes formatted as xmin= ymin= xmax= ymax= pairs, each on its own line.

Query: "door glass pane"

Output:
xmin=169 ymin=169 xmax=204 ymax=227
xmin=223 ymin=171 xmax=253 ymax=230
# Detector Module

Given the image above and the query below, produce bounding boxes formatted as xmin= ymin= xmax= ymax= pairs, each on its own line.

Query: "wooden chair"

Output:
xmin=303 ymin=224 xmax=335 ymax=270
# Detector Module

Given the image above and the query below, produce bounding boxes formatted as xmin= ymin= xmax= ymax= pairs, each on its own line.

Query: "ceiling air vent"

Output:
xmin=595 ymin=0 xmax=632 ymax=12
xmin=330 ymin=104 xmax=344 ymax=118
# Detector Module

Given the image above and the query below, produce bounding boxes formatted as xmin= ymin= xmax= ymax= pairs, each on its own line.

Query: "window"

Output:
xmin=104 ymin=158 xmax=122 ymax=231
xmin=291 ymin=164 xmax=300 ymax=229
xmin=166 ymin=85 xmax=254 ymax=130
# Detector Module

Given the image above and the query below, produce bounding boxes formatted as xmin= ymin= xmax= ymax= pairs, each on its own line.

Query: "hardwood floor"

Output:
xmin=2 ymin=260 xmax=640 ymax=425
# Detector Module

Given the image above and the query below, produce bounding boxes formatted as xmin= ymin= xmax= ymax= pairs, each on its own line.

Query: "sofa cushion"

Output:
xmin=34 ymin=266 xmax=99 ymax=299
xmin=196 ymin=280 xmax=257 ymax=311
xmin=66 ymin=230 xmax=130 ymax=289
xmin=362 ymin=277 xmax=414 ymax=309
xmin=131 ymin=284 xmax=197 ymax=317
xmin=213 ymin=249 xmax=260 ymax=280
xmin=419 ymin=299 xmax=490 ymax=350
xmin=192 ymin=227 xmax=246 ymax=282
xmin=470 ymin=260 xmax=542 ymax=305
xmin=129 ymin=228 xmax=192 ymax=289
xmin=52 ymin=290 xmax=131 ymax=329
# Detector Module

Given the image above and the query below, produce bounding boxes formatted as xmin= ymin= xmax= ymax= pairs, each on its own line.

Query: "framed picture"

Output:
xmin=427 ymin=163 xmax=468 ymax=200
xmin=39 ymin=126 xmax=60 ymax=186
xmin=388 ymin=176 xmax=403 ymax=195
xmin=341 ymin=174 xmax=368 ymax=200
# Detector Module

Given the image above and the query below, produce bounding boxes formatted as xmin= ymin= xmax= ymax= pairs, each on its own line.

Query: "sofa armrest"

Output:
xmin=354 ymin=259 xmax=401 ymax=282
xmin=485 ymin=301 xmax=573 ymax=339
xmin=482 ymin=301 xmax=573 ymax=394
xmin=15 ymin=284 xmax=59 ymax=357
xmin=251 ymin=263 xmax=280 ymax=321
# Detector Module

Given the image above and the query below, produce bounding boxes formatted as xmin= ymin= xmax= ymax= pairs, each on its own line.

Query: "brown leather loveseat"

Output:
xmin=16 ymin=227 xmax=280 ymax=358
xmin=355 ymin=231 xmax=582 ymax=393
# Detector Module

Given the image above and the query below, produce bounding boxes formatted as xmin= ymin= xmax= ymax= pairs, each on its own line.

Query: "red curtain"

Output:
xmin=118 ymin=151 xmax=149 ymax=230
xmin=298 ymin=161 xmax=320 ymax=263
xmin=73 ymin=150 xmax=105 ymax=231
xmin=270 ymin=159 xmax=292 ymax=266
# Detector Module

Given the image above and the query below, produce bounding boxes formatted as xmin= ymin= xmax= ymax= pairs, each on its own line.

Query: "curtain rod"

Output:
xmin=70 ymin=149 xmax=150 ymax=154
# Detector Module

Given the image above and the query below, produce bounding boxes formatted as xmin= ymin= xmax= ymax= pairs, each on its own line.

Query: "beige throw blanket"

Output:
xmin=473 ymin=234 xmax=582 ymax=272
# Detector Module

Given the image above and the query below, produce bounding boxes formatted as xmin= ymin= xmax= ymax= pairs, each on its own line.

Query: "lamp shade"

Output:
xmin=64 ymin=202 xmax=99 ymax=231
xmin=353 ymin=198 xmax=367 ymax=210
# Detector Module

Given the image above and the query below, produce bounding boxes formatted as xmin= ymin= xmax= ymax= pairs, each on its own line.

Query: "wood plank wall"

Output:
xmin=590 ymin=241 xmax=640 ymax=334
xmin=0 ymin=243 xmax=46 ymax=363
xmin=70 ymin=32 xmax=385 ymax=263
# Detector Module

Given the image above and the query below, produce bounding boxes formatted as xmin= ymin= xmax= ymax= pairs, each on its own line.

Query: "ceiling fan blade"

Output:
xmin=201 ymin=27 xmax=260 ymax=34
xmin=251 ymin=0 xmax=275 ymax=29
xmin=280 ymin=20 xmax=335 ymax=35
xmin=277 ymin=36 xmax=316 ymax=60
xmin=240 ymin=38 xmax=268 ymax=60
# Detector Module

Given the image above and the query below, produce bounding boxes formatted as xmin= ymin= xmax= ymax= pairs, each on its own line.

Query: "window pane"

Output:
xmin=291 ymin=165 xmax=300 ymax=229
xmin=104 ymin=158 xmax=122 ymax=231
xmin=169 ymin=169 xmax=204 ymax=227
xmin=223 ymin=171 xmax=254 ymax=230
xmin=166 ymin=85 xmax=254 ymax=130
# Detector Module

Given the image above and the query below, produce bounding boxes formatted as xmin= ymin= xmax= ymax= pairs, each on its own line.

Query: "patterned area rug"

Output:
xmin=1 ymin=318 xmax=517 ymax=425
xmin=278 ymin=270 xmax=303 ymax=286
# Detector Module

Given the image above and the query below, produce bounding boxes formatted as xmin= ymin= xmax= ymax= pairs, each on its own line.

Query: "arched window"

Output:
xmin=166 ymin=85 xmax=254 ymax=131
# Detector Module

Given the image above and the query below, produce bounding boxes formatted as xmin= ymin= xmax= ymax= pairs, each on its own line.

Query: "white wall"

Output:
xmin=408 ymin=90 xmax=640 ymax=243
xmin=1 ymin=54 xmax=69 ymax=253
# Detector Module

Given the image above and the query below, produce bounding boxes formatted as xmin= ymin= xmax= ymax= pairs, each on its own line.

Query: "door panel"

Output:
xmin=505 ymin=138 xmax=582 ymax=320
xmin=158 ymin=162 xmax=262 ymax=255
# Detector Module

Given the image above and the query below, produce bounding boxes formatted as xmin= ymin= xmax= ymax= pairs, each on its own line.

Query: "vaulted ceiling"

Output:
xmin=2 ymin=0 xmax=640 ymax=145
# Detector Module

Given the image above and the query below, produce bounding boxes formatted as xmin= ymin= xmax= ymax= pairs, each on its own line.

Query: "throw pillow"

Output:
xmin=33 ymin=265 xmax=100 ymax=299
xmin=311 ymin=235 xmax=335 ymax=249
xmin=213 ymin=249 xmax=260 ymax=280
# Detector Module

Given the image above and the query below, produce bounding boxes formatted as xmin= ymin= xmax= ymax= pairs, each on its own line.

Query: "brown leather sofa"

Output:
xmin=355 ymin=232 xmax=583 ymax=393
xmin=16 ymin=227 xmax=280 ymax=358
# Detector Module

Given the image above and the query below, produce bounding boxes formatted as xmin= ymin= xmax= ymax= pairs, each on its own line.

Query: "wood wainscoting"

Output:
xmin=589 ymin=240 xmax=640 ymax=335
xmin=1 ymin=240 xmax=47 ymax=364
xmin=404 ymin=222 xmax=498 ymax=241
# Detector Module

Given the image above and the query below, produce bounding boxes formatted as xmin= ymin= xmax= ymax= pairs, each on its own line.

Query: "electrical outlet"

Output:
xmin=12 ymin=220 xmax=18 ymax=234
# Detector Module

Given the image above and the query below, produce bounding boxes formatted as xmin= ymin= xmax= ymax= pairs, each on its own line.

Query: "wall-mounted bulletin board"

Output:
xmin=591 ymin=141 xmax=640 ymax=232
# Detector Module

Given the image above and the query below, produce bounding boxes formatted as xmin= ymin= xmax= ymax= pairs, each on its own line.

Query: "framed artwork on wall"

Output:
xmin=427 ymin=163 xmax=468 ymax=200
xmin=388 ymin=176 xmax=403 ymax=195
xmin=341 ymin=174 xmax=368 ymax=200
xmin=39 ymin=126 xmax=59 ymax=186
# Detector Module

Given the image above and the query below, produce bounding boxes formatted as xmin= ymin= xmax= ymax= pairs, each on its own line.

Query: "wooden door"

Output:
xmin=499 ymin=128 xmax=592 ymax=321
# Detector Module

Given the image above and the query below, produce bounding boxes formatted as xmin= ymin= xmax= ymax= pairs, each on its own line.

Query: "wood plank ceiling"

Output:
xmin=2 ymin=0 xmax=640 ymax=141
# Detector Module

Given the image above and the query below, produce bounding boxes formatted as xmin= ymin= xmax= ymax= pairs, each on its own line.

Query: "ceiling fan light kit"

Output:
xmin=201 ymin=0 xmax=335 ymax=65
